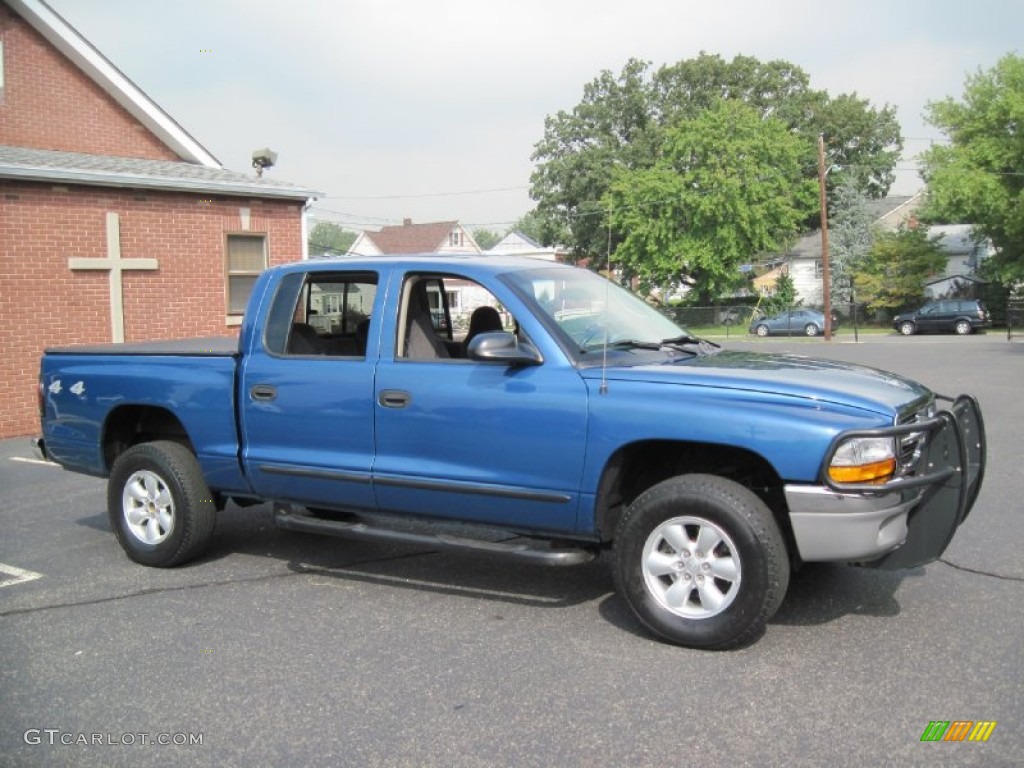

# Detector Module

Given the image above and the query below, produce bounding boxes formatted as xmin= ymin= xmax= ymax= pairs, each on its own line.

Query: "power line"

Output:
xmin=322 ymin=185 xmax=529 ymax=201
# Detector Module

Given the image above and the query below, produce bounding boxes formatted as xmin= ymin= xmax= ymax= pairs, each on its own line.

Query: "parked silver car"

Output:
xmin=749 ymin=309 xmax=834 ymax=337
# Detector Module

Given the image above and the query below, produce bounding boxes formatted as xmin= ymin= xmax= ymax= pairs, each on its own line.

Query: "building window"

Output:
xmin=226 ymin=233 xmax=267 ymax=315
xmin=814 ymin=259 xmax=823 ymax=279
xmin=449 ymin=230 xmax=462 ymax=247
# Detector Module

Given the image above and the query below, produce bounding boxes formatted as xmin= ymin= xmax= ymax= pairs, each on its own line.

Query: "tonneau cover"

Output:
xmin=44 ymin=336 xmax=239 ymax=357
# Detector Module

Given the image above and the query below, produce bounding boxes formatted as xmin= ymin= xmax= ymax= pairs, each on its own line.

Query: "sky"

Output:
xmin=50 ymin=0 xmax=1024 ymax=237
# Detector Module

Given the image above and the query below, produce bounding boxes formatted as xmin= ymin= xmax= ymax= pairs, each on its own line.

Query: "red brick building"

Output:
xmin=0 ymin=0 xmax=317 ymax=438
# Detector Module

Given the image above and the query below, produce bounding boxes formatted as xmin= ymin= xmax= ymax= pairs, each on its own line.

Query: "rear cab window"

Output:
xmin=263 ymin=270 xmax=379 ymax=357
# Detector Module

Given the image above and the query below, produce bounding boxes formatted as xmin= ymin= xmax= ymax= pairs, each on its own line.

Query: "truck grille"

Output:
xmin=896 ymin=402 xmax=936 ymax=478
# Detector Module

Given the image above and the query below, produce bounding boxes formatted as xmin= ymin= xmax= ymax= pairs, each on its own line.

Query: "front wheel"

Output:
xmin=107 ymin=441 xmax=216 ymax=567
xmin=899 ymin=321 xmax=916 ymax=336
xmin=755 ymin=324 xmax=770 ymax=337
xmin=614 ymin=475 xmax=789 ymax=649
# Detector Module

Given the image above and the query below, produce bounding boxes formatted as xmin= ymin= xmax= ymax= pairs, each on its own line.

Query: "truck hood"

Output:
xmin=583 ymin=350 xmax=931 ymax=418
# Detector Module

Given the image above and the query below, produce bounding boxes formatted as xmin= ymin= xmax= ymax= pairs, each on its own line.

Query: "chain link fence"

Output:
xmin=659 ymin=305 xmax=763 ymax=337
xmin=1008 ymin=299 xmax=1024 ymax=340
xmin=660 ymin=304 xmax=848 ymax=337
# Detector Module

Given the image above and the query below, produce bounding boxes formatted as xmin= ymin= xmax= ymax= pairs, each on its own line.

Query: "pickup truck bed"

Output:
xmin=45 ymin=337 xmax=239 ymax=357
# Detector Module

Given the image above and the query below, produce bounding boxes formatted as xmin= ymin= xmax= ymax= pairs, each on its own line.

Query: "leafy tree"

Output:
xmin=471 ymin=228 xmax=502 ymax=250
xmin=604 ymin=99 xmax=817 ymax=303
xmin=530 ymin=52 xmax=902 ymax=263
xmin=853 ymin=226 xmax=947 ymax=312
xmin=530 ymin=58 xmax=653 ymax=261
xmin=308 ymin=222 xmax=357 ymax=256
xmin=828 ymin=177 xmax=876 ymax=305
xmin=920 ymin=53 xmax=1024 ymax=283
xmin=512 ymin=209 xmax=559 ymax=247
xmin=764 ymin=271 xmax=800 ymax=315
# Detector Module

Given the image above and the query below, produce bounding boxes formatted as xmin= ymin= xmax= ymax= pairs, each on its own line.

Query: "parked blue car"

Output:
xmin=750 ymin=309 xmax=835 ymax=337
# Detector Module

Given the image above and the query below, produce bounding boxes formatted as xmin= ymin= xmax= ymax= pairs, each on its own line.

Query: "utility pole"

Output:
xmin=818 ymin=134 xmax=832 ymax=341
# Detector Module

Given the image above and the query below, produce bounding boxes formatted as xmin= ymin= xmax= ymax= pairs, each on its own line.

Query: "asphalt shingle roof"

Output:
xmin=0 ymin=145 xmax=319 ymax=200
xmin=366 ymin=221 xmax=458 ymax=254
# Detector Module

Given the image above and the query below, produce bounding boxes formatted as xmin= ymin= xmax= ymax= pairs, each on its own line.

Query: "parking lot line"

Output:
xmin=9 ymin=457 xmax=57 ymax=467
xmin=0 ymin=563 xmax=44 ymax=588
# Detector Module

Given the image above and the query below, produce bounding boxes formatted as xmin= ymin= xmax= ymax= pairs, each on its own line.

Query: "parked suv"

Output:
xmin=893 ymin=299 xmax=991 ymax=336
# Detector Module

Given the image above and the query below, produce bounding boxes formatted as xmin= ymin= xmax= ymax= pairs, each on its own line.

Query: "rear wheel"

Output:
xmin=804 ymin=323 xmax=819 ymax=337
xmin=899 ymin=321 xmax=916 ymax=336
xmin=108 ymin=441 xmax=216 ymax=567
xmin=954 ymin=319 xmax=972 ymax=335
xmin=614 ymin=475 xmax=789 ymax=649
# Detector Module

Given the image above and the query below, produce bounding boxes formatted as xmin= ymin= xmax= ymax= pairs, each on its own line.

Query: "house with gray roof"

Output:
xmin=782 ymin=193 xmax=924 ymax=306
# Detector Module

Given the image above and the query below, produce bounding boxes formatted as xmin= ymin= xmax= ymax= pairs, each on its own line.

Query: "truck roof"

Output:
xmin=283 ymin=254 xmax=570 ymax=276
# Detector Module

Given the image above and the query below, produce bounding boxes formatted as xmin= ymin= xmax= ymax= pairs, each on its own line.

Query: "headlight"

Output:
xmin=828 ymin=437 xmax=897 ymax=484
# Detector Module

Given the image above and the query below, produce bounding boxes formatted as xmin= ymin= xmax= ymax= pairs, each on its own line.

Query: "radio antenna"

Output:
xmin=600 ymin=208 xmax=611 ymax=396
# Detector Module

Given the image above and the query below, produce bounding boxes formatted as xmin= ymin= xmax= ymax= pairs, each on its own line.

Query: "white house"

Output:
xmin=347 ymin=218 xmax=481 ymax=256
xmin=923 ymin=224 xmax=994 ymax=299
xmin=486 ymin=231 xmax=564 ymax=261
xmin=784 ymin=194 xmax=924 ymax=306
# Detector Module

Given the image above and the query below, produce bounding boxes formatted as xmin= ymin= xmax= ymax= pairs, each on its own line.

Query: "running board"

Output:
xmin=273 ymin=504 xmax=595 ymax=566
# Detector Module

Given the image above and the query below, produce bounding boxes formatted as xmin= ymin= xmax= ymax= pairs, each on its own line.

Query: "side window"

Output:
xmin=263 ymin=271 xmax=378 ymax=357
xmin=397 ymin=274 xmax=517 ymax=361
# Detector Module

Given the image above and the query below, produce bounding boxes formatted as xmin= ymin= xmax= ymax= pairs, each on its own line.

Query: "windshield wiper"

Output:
xmin=660 ymin=334 xmax=721 ymax=354
xmin=580 ymin=336 xmax=719 ymax=355
xmin=583 ymin=338 xmax=699 ymax=355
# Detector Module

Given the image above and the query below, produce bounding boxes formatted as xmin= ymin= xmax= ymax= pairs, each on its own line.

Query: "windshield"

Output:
xmin=503 ymin=266 xmax=689 ymax=354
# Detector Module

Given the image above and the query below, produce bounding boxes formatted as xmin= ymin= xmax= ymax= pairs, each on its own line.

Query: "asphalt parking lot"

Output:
xmin=2 ymin=334 xmax=1022 ymax=767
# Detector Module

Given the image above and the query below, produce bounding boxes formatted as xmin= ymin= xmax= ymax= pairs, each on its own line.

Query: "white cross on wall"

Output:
xmin=68 ymin=212 xmax=159 ymax=343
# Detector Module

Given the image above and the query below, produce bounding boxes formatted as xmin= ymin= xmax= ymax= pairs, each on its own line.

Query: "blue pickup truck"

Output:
xmin=37 ymin=256 xmax=986 ymax=648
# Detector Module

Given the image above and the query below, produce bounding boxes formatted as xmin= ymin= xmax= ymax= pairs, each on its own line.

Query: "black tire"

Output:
xmin=613 ymin=474 xmax=789 ymax=649
xmin=755 ymin=324 xmax=770 ymax=337
xmin=107 ymin=441 xmax=216 ymax=567
xmin=954 ymin=319 xmax=972 ymax=336
xmin=804 ymin=323 xmax=819 ymax=337
xmin=899 ymin=321 xmax=916 ymax=336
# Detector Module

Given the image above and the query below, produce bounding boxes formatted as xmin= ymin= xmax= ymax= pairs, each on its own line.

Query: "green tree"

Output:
xmin=764 ymin=271 xmax=799 ymax=315
xmin=308 ymin=222 xmax=357 ymax=256
xmin=920 ymin=53 xmax=1024 ymax=283
xmin=604 ymin=100 xmax=816 ymax=303
xmin=471 ymin=228 xmax=502 ymax=250
xmin=530 ymin=52 xmax=902 ymax=261
xmin=828 ymin=176 xmax=876 ymax=305
xmin=512 ymin=209 xmax=559 ymax=247
xmin=853 ymin=226 xmax=947 ymax=312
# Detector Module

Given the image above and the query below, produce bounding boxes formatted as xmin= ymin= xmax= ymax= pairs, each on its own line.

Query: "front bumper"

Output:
xmin=786 ymin=395 xmax=985 ymax=569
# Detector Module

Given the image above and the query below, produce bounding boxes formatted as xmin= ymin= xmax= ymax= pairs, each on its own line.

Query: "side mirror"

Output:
xmin=467 ymin=332 xmax=542 ymax=366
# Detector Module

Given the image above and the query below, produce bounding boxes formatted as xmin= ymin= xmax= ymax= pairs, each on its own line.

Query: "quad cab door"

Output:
xmin=371 ymin=269 xmax=589 ymax=533
xmin=239 ymin=267 xmax=383 ymax=511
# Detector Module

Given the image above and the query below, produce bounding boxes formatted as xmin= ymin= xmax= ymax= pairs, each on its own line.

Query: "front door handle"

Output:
xmin=378 ymin=389 xmax=411 ymax=408
xmin=251 ymin=384 xmax=278 ymax=402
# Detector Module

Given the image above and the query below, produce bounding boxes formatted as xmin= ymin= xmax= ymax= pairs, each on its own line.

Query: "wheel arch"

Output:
xmin=102 ymin=405 xmax=195 ymax=473
xmin=953 ymin=316 xmax=974 ymax=334
xmin=592 ymin=439 xmax=795 ymax=556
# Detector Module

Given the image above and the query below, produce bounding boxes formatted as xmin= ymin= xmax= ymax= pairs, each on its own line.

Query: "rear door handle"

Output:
xmin=378 ymin=389 xmax=411 ymax=408
xmin=250 ymin=384 xmax=277 ymax=402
